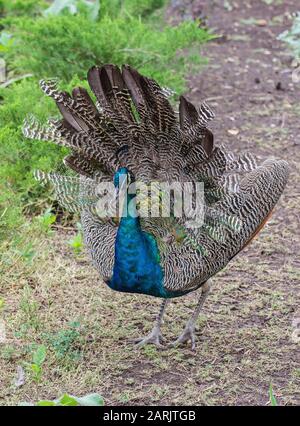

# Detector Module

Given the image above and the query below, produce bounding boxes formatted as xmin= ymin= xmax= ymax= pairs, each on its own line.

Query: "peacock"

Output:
xmin=23 ymin=64 xmax=289 ymax=349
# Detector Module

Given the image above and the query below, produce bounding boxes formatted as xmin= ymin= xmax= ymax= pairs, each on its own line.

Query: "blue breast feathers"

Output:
xmin=107 ymin=168 xmax=185 ymax=298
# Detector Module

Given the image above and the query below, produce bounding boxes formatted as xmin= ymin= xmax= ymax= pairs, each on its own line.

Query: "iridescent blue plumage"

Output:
xmin=108 ymin=168 xmax=185 ymax=298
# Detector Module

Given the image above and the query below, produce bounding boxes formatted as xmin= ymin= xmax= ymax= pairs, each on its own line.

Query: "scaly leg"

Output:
xmin=171 ymin=280 xmax=211 ymax=350
xmin=134 ymin=299 xmax=168 ymax=348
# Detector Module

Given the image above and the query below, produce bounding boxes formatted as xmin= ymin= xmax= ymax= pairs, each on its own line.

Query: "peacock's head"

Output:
xmin=113 ymin=167 xmax=134 ymax=190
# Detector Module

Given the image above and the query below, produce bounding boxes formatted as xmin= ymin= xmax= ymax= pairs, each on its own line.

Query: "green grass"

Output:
xmin=0 ymin=228 xmax=299 ymax=405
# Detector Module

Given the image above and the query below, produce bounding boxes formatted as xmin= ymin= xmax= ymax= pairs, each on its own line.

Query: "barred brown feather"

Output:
xmin=23 ymin=64 xmax=289 ymax=294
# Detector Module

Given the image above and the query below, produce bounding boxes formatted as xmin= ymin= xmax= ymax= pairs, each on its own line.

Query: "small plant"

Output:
xmin=38 ymin=208 xmax=56 ymax=232
xmin=19 ymin=285 xmax=40 ymax=332
xmin=15 ymin=242 xmax=36 ymax=264
xmin=269 ymin=383 xmax=278 ymax=406
xmin=46 ymin=321 xmax=83 ymax=361
xmin=1 ymin=345 xmax=16 ymax=360
xmin=20 ymin=392 xmax=104 ymax=406
xmin=68 ymin=223 xmax=83 ymax=254
xmin=25 ymin=344 xmax=47 ymax=383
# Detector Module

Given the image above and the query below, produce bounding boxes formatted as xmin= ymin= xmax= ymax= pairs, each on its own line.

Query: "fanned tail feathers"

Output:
xmin=23 ymin=64 xmax=289 ymax=292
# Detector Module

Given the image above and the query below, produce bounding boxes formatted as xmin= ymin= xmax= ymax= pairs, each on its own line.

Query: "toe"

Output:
xmin=132 ymin=332 xmax=165 ymax=348
xmin=136 ymin=339 xmax=164 ymax=349
xmin=170 ymin=327 xmax=196 ymax=349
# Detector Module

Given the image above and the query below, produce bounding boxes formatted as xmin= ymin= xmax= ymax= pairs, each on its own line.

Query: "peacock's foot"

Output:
xmin=170 ymin=322 xmax=196 ymax=350
xmin=133 ymin=326 xmax=165 ymax=349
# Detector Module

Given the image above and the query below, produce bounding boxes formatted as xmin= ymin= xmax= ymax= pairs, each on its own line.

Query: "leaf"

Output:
xmin=0 ymin=32 xmax=13 ymax=54
xmin=20 ymin=392 xmax=104 ymax=407
xmin=36 ymin=400 xmax=56 ymax=406
xmin=57 ymin=394 xmax=79 ymax=406
xmin=32 ymin=345 xmax=47 ymax=366
xmin=39 ymin=208 xmax=56 ymax=229
xmin=14 ymin=365 xmax=25 ymax=388
xmin=0 ymin=32 xmax=13 ymax=46
xmin=30 ymin=363 xmax=41 ymax=380
xmin=269 ymin=384 xmax=278 ymax=406
xmin=68 ymin=232 xmax=83 ymax=253
xmin=75 ymin=393 xmax=105 ymax=406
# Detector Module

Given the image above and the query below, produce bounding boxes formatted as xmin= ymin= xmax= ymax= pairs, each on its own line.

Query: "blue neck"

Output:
xmin=107 ymin=192 xmax=183 ymax=298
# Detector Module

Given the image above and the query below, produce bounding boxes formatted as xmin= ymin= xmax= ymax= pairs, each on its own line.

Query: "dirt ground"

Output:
xmin=1 ymin=0 xmax=299 ymax=406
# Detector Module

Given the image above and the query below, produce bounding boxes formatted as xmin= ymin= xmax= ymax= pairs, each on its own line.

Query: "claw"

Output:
xmin=132 ymin=326 xmax=165 ymax=348
xmin=170 ymin=323 xmax=196 ymax=350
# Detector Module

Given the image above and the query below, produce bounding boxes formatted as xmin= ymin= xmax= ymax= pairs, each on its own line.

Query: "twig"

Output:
xmin=52 ymin=224 xmax=76 ymax=231
xmin=0 ymin=73 xmax=33 ymax=88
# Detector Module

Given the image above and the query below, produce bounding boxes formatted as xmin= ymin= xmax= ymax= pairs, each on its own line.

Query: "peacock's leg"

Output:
xmin=171 ymin=280 xmax=211 ymax=350
xmin=133 ymin=299 xmax=168 ymax=348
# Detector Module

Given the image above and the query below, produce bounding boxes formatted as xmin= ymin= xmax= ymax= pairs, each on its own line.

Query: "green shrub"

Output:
xmin=0 ymin=0 xmax=47 ymax=17
xmin=0 ymin=79 xmax=66 ymax=241
xmin=5 ymin=14 xmax=210 ymax=88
